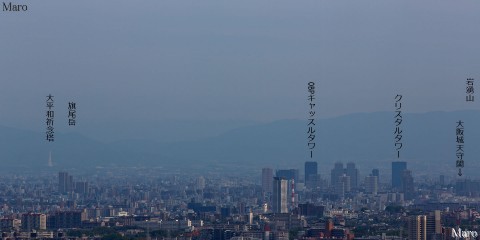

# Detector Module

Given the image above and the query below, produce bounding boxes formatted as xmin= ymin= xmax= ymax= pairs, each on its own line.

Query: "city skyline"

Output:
xmin=1 ymin=110 xmax=480 ymax=179
xmin=1 ymin=1 xmax=480 ymax=178
xmin=2 ymin=0 xmax=480 ymax=239
xmin=0 ymin=166 xmax=476 ymax=239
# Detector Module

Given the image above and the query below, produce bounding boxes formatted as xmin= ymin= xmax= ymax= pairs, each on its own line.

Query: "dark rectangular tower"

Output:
xmin=305 ymin=161 xmax=318 ymax=182
xmin=392 ymin=161 xmax=407 ymax=189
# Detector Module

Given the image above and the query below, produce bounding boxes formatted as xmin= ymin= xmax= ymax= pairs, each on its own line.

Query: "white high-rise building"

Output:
xmin=272 ymin=177 xmax=288 ymax=213
xmin=196 ymin=176 xmax=205 ymax=190
xmin=365 ymin=175 xmax=378 ymax=195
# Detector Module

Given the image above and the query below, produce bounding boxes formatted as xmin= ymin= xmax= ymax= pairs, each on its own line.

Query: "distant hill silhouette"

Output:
xmin=0 ymin=110 xmax=479 ymax=178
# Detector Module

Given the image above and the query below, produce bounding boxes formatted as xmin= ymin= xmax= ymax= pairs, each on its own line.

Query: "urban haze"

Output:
xmin=1 ymin=1 xmax=480 ymax=240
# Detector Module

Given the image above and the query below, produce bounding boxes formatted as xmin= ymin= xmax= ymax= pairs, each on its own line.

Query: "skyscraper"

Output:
xmin=272 ymin=177 xmax=288 ymax=213
xmin=372 ymin=169 xmax=379 ymax=183
xmin=407 ymin=213 xmax=442 ymax=240
xmin=75 ymin=181 xmax=89 ymax=195
xmin=196 ymin=176 xmax=206 ymax=190
xmin=439 ymin=175 xmax=445 ymax=186
xmin=58 ymin=172 xmax=73 ymax=194
xmin=392 ymin=161 xmax=407 ymax=189
xmin=276 ymin=169 xmax=299 ymax=182
xmin=335 ymin=174 xmax=351 ymax=198
xmin=402 ymin=169 xmax=414 ymax=200
xmin=262 ymin=168 xmax=273 ymax=193
xmin=365 ymin=175 xmax=378 ymax=195
xmin=304 ymin=161 xmax=318 ymax=182
xmin=426 ymin=211 xmax=442 ymax=240
xmin=306 ymin=174 xmax=322 ymax=189
xmin=331 ymin=162 xmax=344 ymax=188
xmin=408 ymin=215 xmax=427 ymax=240
xmin=346 ymin=162 xmax=359 ymax=189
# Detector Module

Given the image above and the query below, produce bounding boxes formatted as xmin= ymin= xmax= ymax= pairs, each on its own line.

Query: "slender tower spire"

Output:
xmin=48 ymin=151 xmax=53 ymax=167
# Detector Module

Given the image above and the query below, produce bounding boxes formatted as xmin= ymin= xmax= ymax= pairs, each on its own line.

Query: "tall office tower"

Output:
xmin=69 ymin=175 xmax=73 ymax=191
xmin=408 ymin=215 xmax=427 ymax=240
xmin=426 ymin=211 xmax=442 ymax=240
xmin=372 ymin=169 xmax=379 ymax=183
xmin=272 ymin=177 xmax=288 ymax=213
xmin=392 ymin=161 xmax=407 ymax=189
xmin=276 ymin=169 xmax=299 ymax=182
xmin=402 ymin=169 xmax=414 ymax=200
xmin=58 ymin=172 xmax=73 ymax=194
xmin=59 ymin=172 xmax=67 ymax=193
xmin=276 ymin=169 xmax=298 ymax=208
xmin=262 ymin=168 xmax=273 ymax=193
xmin=196 ymin=176 xmax=206 ymax=190
xmin=365 ymin=175 xmax=378 ymax=195
xmin=75 ymin=181 xmax=89 ymax=195
xmin=439 ymin=175 xmax=445 ymax=186
xmin=331 ymin=162 xmax=344 ymax=187
xmin=346 ymin=162 xmax=359 ymax=189
xmin=21 ymin=213 xmax=47 ymax=232
xmin=335 ymin=174 xmax=351 ymax=198
xmin=306 ymin=174 xmax=322 ymax=189
xmin=305 ymin=161 xmax=318 ymax=182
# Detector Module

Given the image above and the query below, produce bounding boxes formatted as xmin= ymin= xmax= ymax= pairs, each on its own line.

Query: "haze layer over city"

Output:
xmin=1 ymin=1 xmax=480 ymax=240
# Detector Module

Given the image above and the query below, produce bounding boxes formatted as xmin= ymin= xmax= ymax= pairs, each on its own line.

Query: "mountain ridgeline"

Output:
xmin=0 ymin=110 xmax=479 ymax=177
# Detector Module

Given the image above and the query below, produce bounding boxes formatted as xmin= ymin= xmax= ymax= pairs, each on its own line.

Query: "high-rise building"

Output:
xmin=439 ymin=175 xmax=445 ymax=186
xmin=372 ymin=169 xmax=379 ymax=183
xmin=21 ymin=213 xmax=46 ymax=232
xmin=58 ymin=172 xmax=73 ymax=194
xmin=392 ymin=161 xmax=407 ymax=189
xmin=426 ymin=210 xmax=442 ymax=240
xmin=276 ymin=169 xmax=299 ymax=182
xmin=272 ymin=177 xmax=288 ymax=213
xmin=75 ymin=181 xmax=89 ymax=195
xmin=408 ymin=215 xmax=427 ymax=240
xmin=306 ymin=174 xmax=322 ymax=189
xmin=196 ymin=176 xmax=206 ymax=190
xmin=262 ymin=168 xmax=273 ymax=193
xmin=58 ymin=172 xmax=67 ymax=193
xmin=407 ymin=213 xmax=441 ymax=240
xmin=365 ymin=175 xmax=378 ymax=195
xmin=305 ymin=161 xmax=318 ymax=182
xmin=331 ymin=162 xmax=344 ymax=188
xmin=336 ymin=174 xmax=351 ymax=198
xmin=346 ymin=162 xmax=359 ymax=189
xmin=402 ymin=169 xmax=414 ymax=200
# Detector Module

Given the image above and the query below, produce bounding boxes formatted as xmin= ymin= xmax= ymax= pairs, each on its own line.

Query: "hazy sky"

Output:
xmin=1 ymin=0 xmax=480 ymax=135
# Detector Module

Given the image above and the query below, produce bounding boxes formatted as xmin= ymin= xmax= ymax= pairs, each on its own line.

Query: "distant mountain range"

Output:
xmin=1 ymin=110 xmax=480 ymax=178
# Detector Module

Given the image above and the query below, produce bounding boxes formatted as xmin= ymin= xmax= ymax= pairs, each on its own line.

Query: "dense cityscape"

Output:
xmin=0 ymin=161 xmax=479 ymax=240
xmin=2 ymin=0 xmax=479 ymax=239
